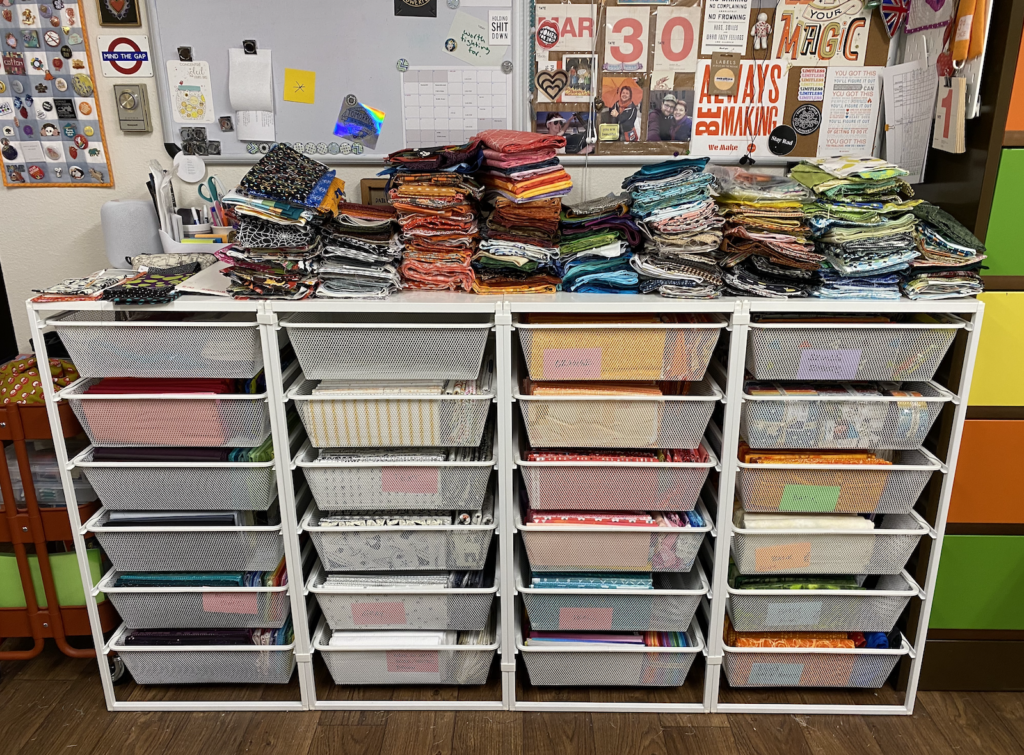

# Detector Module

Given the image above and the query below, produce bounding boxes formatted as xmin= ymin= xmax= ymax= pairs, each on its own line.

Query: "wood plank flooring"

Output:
xmin=3 ymin=642 xmax=1023 ymax=755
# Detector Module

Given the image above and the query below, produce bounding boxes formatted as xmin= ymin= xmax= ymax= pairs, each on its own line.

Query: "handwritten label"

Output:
xmin=543 ymin=348 xmax=602 ymax=379
xmin=386 ymin=650 xmax=439 ymax=674
xmin=748 ymin=662 xmax=804 ymax=686
xmin=779 ymin=484 xmax=841 ymax=513
xmin=558 ymin=606 xmax=614 ymax=631
xmin=754 ymin=541 xmax=812 ymax=572
xmin=352 ymin=601 xmax=407 ymax=626
xmin=765 ymin=601 xmax=822 ymax=627
xmin=382 ymin=467 xmax=438 ymax=494
xmin=796 ymin=349 xmax=861 ymax=380
xmin=202 ymin=592 xmax=259 ymax=615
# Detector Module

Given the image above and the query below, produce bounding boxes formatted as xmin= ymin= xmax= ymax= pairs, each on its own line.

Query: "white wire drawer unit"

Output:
xmin=48 ymin=310 xmax=264 ymax=378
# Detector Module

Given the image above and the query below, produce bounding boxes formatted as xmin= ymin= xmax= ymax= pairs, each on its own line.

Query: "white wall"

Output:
xmin=0 ymin=3 xmax=628 ymax=351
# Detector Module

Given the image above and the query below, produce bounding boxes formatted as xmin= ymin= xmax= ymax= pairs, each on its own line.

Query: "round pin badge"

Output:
xmin=23 ymin=125 xmax=34 ymax=136
xmin=327 ymin=142 xmax=340 ymax=155
xmin=52 ymin=57 xmax=63 ymax=70
xmin=768 ymin=125 xmax=797 ymax=156
xmin=11 ymin=80 xmax=23 ymax=94
xmin=41 ymin=101 xmax=52 ymax=112
xmin=396 ymin=58 xmax=409 ymax=73
xmin=1 ymin=126 xmax=13 ymax=137
xmin=292 ymin=142 xmax=305 ymax=153
xmin=537 ymin=19 xmax=559 ymax=49
xmin=63 ymin=124 xmax=75 ymax=138
xmin=74 ymin=134 xmax=87 ymax=149
xmin=344 ymin=94 xmax=358 ymax=107
xmin=78 ymin=101 xmax=92 ymax=116
xmin=258 ymin=143 xmax=270 ymax=154
xmin=0 ymin=81 xmax=5 ymax=94
xmin=68 ymin=146 xmax=77 ymax=159
xmin=55 ymin=77 xmax=67 ymax=91
xmin=72 ymin=74 xmax=93 ymax=97
xmin=28 ymin=165 xmax=45 ymax=180
xmin=1 ymin=143 xmax=18 ymax=161
xmin=338 ymin=141 xmax=352 ymax=155
xmin=501 ymin=60 xmax=513 ymax=74
xmin=69 ymin=166 xmax=84 ymax=180
xmin=245 ymin=142 xmax=260 ymax=154
xmin=317 ymin=142 xmax=328 ymax=155
xmin=444 ymin=38 xmax=457 ymax=52
xmin=84 ymin=125 xmax=94 ymax=136
xmin=61 ymin=44 xmax=72 ymax=59
xmin=791 ymin=104 xmax=821 ymax=136
xmin=45 ymin=145 xmax=60 ymax=160
xmin=352 ymin=143 xmax=364 ymax=155
xmin=44 ymin=30 xmax=60 ymax=47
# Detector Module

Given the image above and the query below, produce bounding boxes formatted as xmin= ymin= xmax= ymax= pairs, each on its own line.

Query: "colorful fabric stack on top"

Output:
xmin=724 ymin=617 xmax=893 ymax=649
xmin=557 ymin=192 xmax=644 ymax=294
xmin=903 ymin=203 xmax=986 ymax=299
xmin=624 ymin=158 xmax=725 ymax=298
xmin=219 ymin=145 xmax=345 ymax=299
xmin=317 ymin=202 xmax=402 ymax=299
xmin=385 ymin=140 xmax=485 ymax=292
xmin=712 ymin=166 xmax=821 ymax=299
xmin=525 ymin=629 xmax=688 ymax=647
xmin=473 ymin=130 xmax=572 ymax=294
xmin=792 ymin=157 xmax=921 ymax=301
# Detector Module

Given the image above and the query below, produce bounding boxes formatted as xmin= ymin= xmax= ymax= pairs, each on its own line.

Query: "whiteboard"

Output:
xmin=148 ymin=0 xmax=521 ymax=163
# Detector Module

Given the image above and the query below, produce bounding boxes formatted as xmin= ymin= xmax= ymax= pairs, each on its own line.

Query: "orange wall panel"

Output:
xmin=949 ymin=420 xmax=1024 ymax=524
xmin=1006 ymin=34 xmax=1024 ymax=134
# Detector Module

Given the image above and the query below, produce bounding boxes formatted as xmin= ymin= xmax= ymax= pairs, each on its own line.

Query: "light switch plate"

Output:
xmin=113 ymin=83 xmax=152 ymax=132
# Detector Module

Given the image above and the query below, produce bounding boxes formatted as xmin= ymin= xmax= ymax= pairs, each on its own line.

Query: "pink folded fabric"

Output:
xmin=482 ymin=149 xmax=558 ymax=168
xmin=478 ymin=129 xmax=566 ymax=154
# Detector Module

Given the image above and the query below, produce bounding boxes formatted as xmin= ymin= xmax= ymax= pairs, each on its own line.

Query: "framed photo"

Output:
xmin=97 ymin=0 xmax=141 ymax=27
xmin=360 ymin=178 xmax=390 ymax=207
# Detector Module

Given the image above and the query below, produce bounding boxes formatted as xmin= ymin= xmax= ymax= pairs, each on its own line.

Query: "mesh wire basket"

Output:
xmin=98 ymin=569 xmax=291 ymax=630
xmin=314 ymin=617 xmax=498 ymax=685
xmin=515 ymin=376 xmax=721 ymax=449
xmin=48 ymin=310 xmax=264 ymax=379
xmin=737 ymin=448 xmax=942 ymax=515
xmin=518 ymin=549 xmax=709 ymax=632
xmin=514 ymin=316 xmax=725 ymax=381
xmin=289 ymin=378 xmax=492 ymax=448
xmin=63 ymin=379 xmax=271 ymax=448
xmin=309 ymin=557 xmax=498 ymax=631
xmin=86 ymin=508 xmax=285 ymax=572
xmin=746 ymin=316 xmax=963 ymax=382
xmin=302 ymin=495 xmax=496 ymax=572
xmin=730 ymin=511 xmax=930 ymax=575
xmin=297 ymin=435 xmax=494 ymax=512
xmin=110 ymin=624 xmax=297 ymax=685
xmin=516 ymin=437 xmax=716 ymax=512
xmin=740 ymin=381 xmax=951 ymax=450
xmin=282 ymin=312 xmax=491 ymax=381
xmin=726 ymin=571 xmax=920 ymax=633
xmin=73 ymin=445 xmax=277 ymax=511
xmin=722 ymin=635 xmax=910 ymax=688
xmin=518 ymin=618 xmax=703 ymax=686
xmin=516 ymin=498 xmax=712 ymax=573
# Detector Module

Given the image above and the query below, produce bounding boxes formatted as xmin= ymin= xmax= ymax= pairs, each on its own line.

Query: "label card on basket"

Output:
xmin=386 ymin=650 xmax=439 ymax=673
xmin=543 ymin=348 xmax=602 ymax=379
xmin=382 ymin=467 xmax=438 ymax=494
xmin=559 ymin=606 xmax=614 ymax=631
xmin=779 ymin=484 xmax=841 ymax=513
xmin=202 ymin=592 xmax=259 ymax=615
xmin=795 ymin=349 xmax=861 ymax=380
xmin=748 ymin=661 xmax=804 ymax=686
xmin=754 ymin=541 xmax=812 ymax=572
xmin=765 ymin=601 xmax=823 ymax=627
xmin=352 ymin=601 xmax=407 ymax=626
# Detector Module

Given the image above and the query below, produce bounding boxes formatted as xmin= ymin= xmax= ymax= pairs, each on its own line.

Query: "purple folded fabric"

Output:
xmin=91 ymin=447 xmax=232 ymax=462
xmin=562 ymin=216 xmax=643 ymax=246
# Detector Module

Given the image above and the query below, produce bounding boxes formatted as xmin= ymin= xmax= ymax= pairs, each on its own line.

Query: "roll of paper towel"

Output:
xmin=101 ymin=200 xmax=163 ymax=268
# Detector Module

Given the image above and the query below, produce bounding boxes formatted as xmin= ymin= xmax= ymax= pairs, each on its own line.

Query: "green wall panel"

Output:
xmin=985 ymin=149 xmax=1024 ymax=276
xmin=931 ymin=536 xmax=1024 ymax=629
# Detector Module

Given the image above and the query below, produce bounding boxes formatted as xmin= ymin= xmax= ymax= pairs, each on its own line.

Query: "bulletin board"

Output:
xmin=147 ymin=0 xmax=518 ymax=163
xmin=530 ymin=0 xmax=897 ymax=163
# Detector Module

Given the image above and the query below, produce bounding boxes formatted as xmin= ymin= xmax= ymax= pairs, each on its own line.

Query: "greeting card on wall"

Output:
xmin=772 ymin=0 xmax=873 ymax=66
xmin=1 ymin=0 xmax=114 ymax=187
xmin=653 ymin=5 xmax=701 ymax=73
xmin=691 ymin=59 xmax=789 ymax=157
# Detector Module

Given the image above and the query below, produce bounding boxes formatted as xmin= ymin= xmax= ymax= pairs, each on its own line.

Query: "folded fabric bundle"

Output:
xmin=724 ymin=617 xmax=858 ymax=648
xmin=728 ymin=565 xmax=864 ymax=591
xmin=733 ymin=509 xmax=876 ymax=530
xmin=100 ymin=267 xmax=199 ymax=305
xmin=124 ymin=618 xmax=293 ymax=646
xmin=83 ymin=377 xmax=236 ymax=395
xmin=115 ymin=560 xmax=286 ymax=588
xmin=531 ymin=572 xmax=654 ymax=589
xmin=316 ymin=203 xmax=403 ymax=299
xmin=33 ymin=269 xmax=138 ymax=303
xmin=902 ymin=270 xmax=985 ymax=299
xmin=525 ymin=447 xmax=708 ymax=463
xmin=525 ymin=629 xmax=687 ymax=647
xmin=90 ymin=447 xmax=234 ymax=462
xmin=525 ymin=509 xmax=704 ymax=527
xmin=523 ymin=380 xmax=662 ymax=397
xmin=322 ymin=570 xmax=485 ymax=589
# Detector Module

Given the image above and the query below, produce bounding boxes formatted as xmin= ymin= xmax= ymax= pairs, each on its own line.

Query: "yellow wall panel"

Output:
xmin=971 ymin=293 xmax=1024 ymax=406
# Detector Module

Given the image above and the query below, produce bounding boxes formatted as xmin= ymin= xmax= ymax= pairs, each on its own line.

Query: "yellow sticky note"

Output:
xmin=283 ymin=68 xmax=316 ymax=104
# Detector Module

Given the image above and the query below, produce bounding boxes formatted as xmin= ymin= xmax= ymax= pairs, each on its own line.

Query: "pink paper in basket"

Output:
xmin=352 ymin=601 xmax=408 ymax=626
xmin=203 ymin=592 xmax=259 ymax=615
xmin=559 ymin=606 xmax=614 ymax=631
xmin=542 ymin=348 xmax=602 ymax=379
xmin=386 ymin=651 xmax=439 ymax=673
xmin=382 ymin=467 xmax=438 ymax=494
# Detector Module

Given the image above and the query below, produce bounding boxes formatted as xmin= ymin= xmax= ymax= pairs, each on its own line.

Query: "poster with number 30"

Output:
xmin=604 ymin=6 xmax=650 ymax=72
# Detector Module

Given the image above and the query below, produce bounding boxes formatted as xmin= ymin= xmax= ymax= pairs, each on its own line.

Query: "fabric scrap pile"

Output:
xmin=712 ymin=166 xmax=820 ymax=299
xmin=472 ymin=130 xmax=571 ymax=294
xmin=903 ymin=203 xmax=986 ymax=299
xmin=557 ymin=192 xmax=645 ymax=294
xmin=384 ymin=140 xmax=486 ymax=292
xmin=317 ymin=202 xmax=402 ymax=299
xmin=792 ymin=157 xmax=921 ymax=301
xmin=218 ymin=145 xmax=345 ymax=299
xmin=624 ymin=158 xmax=725 ymax=298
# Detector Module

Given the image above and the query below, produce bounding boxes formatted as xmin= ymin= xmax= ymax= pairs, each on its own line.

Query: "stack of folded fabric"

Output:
xmin=524 ymin=509 xmax=704 ymax=528
xmin=724 ymin=616 xmax=893 ymax=648
xmin=317 ymin=202 xmax=402 ymax=299
xmin=902 ymin=203 xmax=986 ymax=299
xmin=32 ymin=269 xmax=138 ymax=304
xmin=219 ymin=145 xmax=346 ymax=299
xmin=473 ymin=130 xmax=572 ymax=294
xmin=322 ymin=570 xmax=486 ymax=589
xmin=712 ymin=166 xmax=821 ymax=299
xmin=624 ymin=158 xmax=725 ymax=298
xmin=525 ymin=629 xmax=688 ymax=647
xmin=124 ymin=618 xmax=293 ymax=647
xmin=791 ymin=157 xmax=922 ymax=300
xmin=383 ymin=140 xmax=485 ymax=292
xmin=557 ymin=193 xmax=649 ymax=294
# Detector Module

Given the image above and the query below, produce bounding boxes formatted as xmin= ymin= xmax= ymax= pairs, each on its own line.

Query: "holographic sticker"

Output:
xmin=333 ymin=97 xmax=385 ymax=150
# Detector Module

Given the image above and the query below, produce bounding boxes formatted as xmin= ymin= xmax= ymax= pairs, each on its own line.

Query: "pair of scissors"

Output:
xmin=198 ymin=175 xmax=226 ymax=204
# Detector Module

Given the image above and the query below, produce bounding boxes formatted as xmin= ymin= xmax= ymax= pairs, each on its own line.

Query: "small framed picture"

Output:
xmin=360 ymin=178 xmax=390 ymax=206
xmin=97 ymin=0 xmax=141 ymax=27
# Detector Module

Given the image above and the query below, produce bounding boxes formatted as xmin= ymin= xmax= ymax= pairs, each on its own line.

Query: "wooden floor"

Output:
xmin=3 ymin=643 xmax=1024 ymax=755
